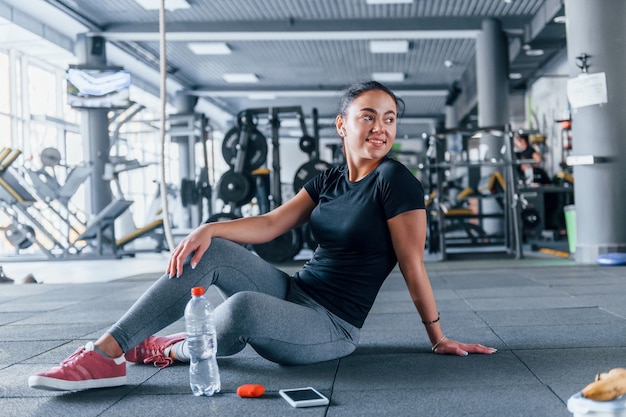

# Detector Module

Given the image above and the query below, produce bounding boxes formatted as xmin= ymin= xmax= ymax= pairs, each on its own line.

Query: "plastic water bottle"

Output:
xmin=184 ymin=286 xmax=220 ymax=396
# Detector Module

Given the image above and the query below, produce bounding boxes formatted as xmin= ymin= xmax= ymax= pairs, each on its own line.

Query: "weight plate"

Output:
xmin=180 ymin=178 xmax=199 ymax=207
xmin=205 ymin=212 xmax=241 ymax=224
xmin=293 ymin=159 xmax=333 ymax=194
xmin=521 ymin=207 xmax=541 ymax=229
xmin=40 ymin=147 xmax=62 ymax=167
xmin=221 ymin=127 xmax=268 ymax=171
xmin=253 ymin=228 xmax=303 ymax=263
xmin=5 ymin=223 xmax=35 ymax=249
xmin=197 ymin=167 xmax=212 ymax=200
xmin=217 ymin=170 xmax=255 ymax=206
xmin=299 ymin=135 xmax=316 ymax=154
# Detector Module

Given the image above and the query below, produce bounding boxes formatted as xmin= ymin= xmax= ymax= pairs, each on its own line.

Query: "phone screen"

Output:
xmin=283 ymin=389 xmax=325 ymax=401
xmin=280 ymin=387 xmax=329 ymax=408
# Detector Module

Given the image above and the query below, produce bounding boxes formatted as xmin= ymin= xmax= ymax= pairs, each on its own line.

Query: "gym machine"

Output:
xmin=424 ymin=125 xmax=524 ymax=260
xmin=93 ymin=104 xmax=168 ymax=256
xmin=215 ymin=109 xmax=267 ymax=212
xmin=0 ymin=146 xmax=148 ymax=259
xmin=211 ymin=106 xmax=333 ymax=263
xmin=292 ymin=108 xmax=332 ymax=251
xmin=516 ymin=127 xmax=574 ymax=248
xmin=100 ymin=106 xmax=214 ymax=255
xmin=0 ymin=148 xmax=88 ymax=258
xmin=171 ymin=112 xmax=213 ymax=226
xmin=22 ymin=147 xmax=91 ymax=241
xmin=292 ymin=108 xmax=333 ymax=195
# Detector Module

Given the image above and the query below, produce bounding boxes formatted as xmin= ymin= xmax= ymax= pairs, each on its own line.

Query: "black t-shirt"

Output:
xmin=515 ymin=146 xmax=536 ymax=175
xmin=294 ymin=157 xmax=425 ymax=328
xmin=515 ymin=146 xmax=535 ymax=161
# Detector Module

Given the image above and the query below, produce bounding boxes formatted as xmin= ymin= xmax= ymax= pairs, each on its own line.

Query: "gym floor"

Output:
xmin=1 ymin=250 xmax=625 ymax=416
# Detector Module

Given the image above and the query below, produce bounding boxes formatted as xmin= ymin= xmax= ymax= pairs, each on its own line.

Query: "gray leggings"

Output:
xmin=108 ymin=238 xmax=359 ymax=365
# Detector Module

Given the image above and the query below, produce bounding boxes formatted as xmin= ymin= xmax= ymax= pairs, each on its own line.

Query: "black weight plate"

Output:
xmin=253 ymin=228 xmax=303 ymax=263
xmin=293 ymin=159 xmax=333 ymax=194
xmin=205 ymin=212 xmax=241 ymax=224
xmin=299 ymin=135 xmax=316 ymax=154
xmin=180 ymin=178 xmax=199 ymax=207
xmin=221 ymin=127 xmax=268 ymax=171
xmin=221 ymin=127 xmax=240 ymax=168
xmin=521 ymin=207 xmax=541 ymax=229
xmin=217 ymin=170 xmax=255 ymax=205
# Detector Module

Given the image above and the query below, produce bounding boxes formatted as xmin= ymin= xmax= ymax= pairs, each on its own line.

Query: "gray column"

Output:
xmin=444 ymin=105 xmax=463 ymax=156
xmin=444 ymin=104 xmax=466 ymax=190
xmin=171 ymin=92 xmax=199 ymax=228
xmin=444 ymin=105 xmax=456 ymax=131
xmin=476 ymin=19 xmax=509 ymax=130
xmin=76 ymin=34 xmax=112 ymax=215
xmin=173 ymin=93 xmax=198 ymax=183
xmin=475 ymin=18 xmax=509 ymax=233
xmin=565 ymin=0 xmax=626 ymax=262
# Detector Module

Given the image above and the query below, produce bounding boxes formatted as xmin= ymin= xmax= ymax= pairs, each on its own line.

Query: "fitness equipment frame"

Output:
xmin=22 ymin=149 xmax=92 ymax=239
xmin=424 ymin=125 xmax=524 ymax=260
xmin=250 ymin=106 xmax=304 ymax=263
xmin=0 ymin=148 xmax=87 ymax=258
xmin=213 ymin=106 xmax=315 ymax=263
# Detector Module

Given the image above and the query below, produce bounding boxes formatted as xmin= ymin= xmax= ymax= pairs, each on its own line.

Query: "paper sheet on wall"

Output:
xmin=567 ymin=72 xmax=608 ymax=109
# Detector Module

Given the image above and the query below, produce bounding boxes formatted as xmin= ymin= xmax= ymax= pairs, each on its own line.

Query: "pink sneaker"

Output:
xmin=28 ymin=342 xmax=126 ymax=391
xmin=124 ymin=333 xmax=186 ymax=368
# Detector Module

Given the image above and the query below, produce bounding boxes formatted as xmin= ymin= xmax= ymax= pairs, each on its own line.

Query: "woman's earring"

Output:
xmin=340 ymin=128 xmax=346 ymax=137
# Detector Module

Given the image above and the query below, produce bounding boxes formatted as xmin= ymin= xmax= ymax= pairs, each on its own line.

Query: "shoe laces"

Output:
xmin=139 ymin=343 xmax=173 ymax=369
xmin=60 ymin=345 xmax=88 ymax=368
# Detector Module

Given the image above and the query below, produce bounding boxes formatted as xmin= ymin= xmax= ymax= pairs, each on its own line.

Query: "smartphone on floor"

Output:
xmin=279 ymin=387 xmax=330 ymax=408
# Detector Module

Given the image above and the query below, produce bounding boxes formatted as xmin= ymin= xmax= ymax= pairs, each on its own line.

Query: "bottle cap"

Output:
xmin=191 ymin=287 xmax=205 ymax=296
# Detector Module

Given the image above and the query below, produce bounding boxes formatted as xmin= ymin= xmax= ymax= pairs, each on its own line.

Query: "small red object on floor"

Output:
xmin=237 ymin=384 xmax=265 ymax=398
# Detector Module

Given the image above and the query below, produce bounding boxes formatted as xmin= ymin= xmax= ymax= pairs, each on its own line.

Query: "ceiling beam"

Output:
xmin=0 ymin=1 xmax=75 ymax=53
xmin=189 ymin=85 xmax=449 ymax=98
xmin=96 ymin=17 xmax=532 ymax=42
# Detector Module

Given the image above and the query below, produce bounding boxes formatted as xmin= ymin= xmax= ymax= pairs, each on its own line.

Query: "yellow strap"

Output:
xmin=456 ymin=187 xmax=474 ymax=200
xmin=0 ymin=148 xmax=12 ymax=166
xmin=445 ymin=208 xmax=475 ymax=216
xmin=0 ymin=148 xmax=21 ymax=171
xmin=493 ymin=172 xmax=505 ymax=189
xmin=251 ymin=167 xmax=270 ymax=175
xmin=116 ymin=218 xmax=164 ymax=246
xmin=0 ymin=176 xmax=24 ymax=203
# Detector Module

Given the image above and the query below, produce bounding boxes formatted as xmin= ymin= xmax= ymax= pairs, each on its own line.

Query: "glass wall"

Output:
xmin=0 ymin=51 xmax=12 ymax=148
xmin=0 ymin=45 xmax=185 ymax=257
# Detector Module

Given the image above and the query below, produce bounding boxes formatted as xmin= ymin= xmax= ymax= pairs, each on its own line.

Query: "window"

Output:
xmin=0 ymin=51 xmax=9 ymax=114
xmin=0 ymin=114 xmax=10 ymax=149
xmin=28 ymin=64 xmax=57 ymax=117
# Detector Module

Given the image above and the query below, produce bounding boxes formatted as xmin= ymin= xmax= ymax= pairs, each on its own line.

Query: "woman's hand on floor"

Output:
xmin=432 ymin=338 xmax=497 ymax=356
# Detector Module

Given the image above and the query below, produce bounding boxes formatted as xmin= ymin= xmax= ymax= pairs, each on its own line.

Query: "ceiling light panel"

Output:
xmin=369 ymin=40 xmax=409 ymax=54
xmin=134 ymin=0 xmax=190 ymax=11
xmin=365 ymin=0 xmax=413 ymax=4
xmin=371 ymin=72 xmax=405 ymax=82
xmin=223 ymin=73 xmax=259 ymax=83
xmin=188 ymin=42 xmax=231 ymax=55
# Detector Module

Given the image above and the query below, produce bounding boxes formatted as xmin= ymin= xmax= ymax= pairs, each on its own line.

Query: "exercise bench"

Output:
xmin=77 ymin=198 xmax=133 ymax=257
